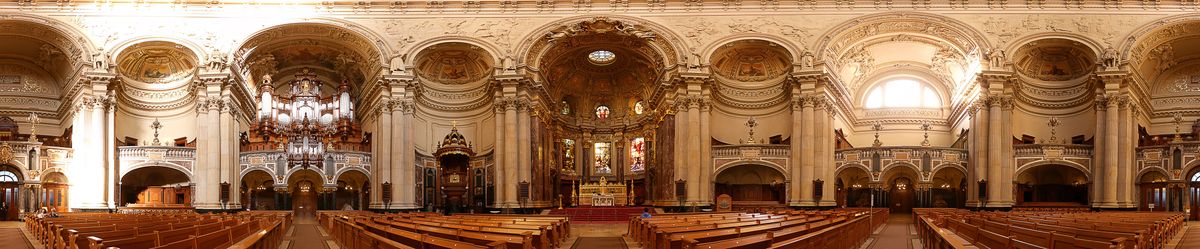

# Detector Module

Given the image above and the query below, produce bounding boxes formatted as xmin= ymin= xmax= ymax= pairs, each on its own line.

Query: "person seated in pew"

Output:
xmin=641 ymin=208 xmax=653 ymax=219
xmin=48 ymin=207 xmax=60 ymax=218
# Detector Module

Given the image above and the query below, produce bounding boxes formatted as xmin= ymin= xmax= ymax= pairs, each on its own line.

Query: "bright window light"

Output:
xmin=865 ymin=79 xmax=941 ymax=109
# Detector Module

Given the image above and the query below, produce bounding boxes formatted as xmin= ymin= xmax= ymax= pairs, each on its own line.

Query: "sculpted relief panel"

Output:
xmin=415 ymin=46 xmax=493 ymax=84
xmin=0 ymin=63 xmax=56 ymax=97
xmin=710 ymin=40 xmax=792 ymax=82
xmin=117 ymin=44 xmax=197 ymax=84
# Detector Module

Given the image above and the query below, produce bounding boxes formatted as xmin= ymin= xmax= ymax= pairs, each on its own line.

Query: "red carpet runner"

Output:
xmin=548 ymin=207 xmax=647 ymax=222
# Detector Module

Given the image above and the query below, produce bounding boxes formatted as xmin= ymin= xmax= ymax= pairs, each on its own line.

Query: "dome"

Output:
xmin=434 ymin=125 xmax=474 ymax=157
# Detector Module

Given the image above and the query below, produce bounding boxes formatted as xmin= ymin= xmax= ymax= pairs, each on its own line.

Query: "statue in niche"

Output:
xmin=389 ymin=54 xmax=408 ymax=74
xmin=800 ymin=51 xmax=815 ymax=69
xmin=1102 ymin=46 xmax=1119 ymax=68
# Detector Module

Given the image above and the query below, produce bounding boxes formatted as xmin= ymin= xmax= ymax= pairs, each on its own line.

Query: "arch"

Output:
xmin=1015 ymin=160 xmax=1092 ymax=181
xmin=0 ymin=164 xmax=23 ymax=183
xmin=700 ymin=34 xmax=804 ymax=65
xmin=0 ymin=13 xmax=99 ymax=71
xmin=1002 ymin=32 xmax=1105 ymax=61
xmin=814 ymin=11 xmax=991 ymax=61
xmin=0 ymin=161 xmax=29 ymax=183
xmin=835 ymin=163 xmax=872 ymax=181
xmin=108 ymin=36 xmax=207 ymax=72
xmin=403 ymin=36 xmax=505 ymax=69
xmin=230 ymin=18 xmax=392 ymax=91
xmin=38 ymin=167 xmax=66 ymax=183
xmin=285 ymin=168 xmax=326 ymax=185
xmin=120 ymin=161 xmax=193 ymax=181
xmin=930 ymin=163 xmax=967 ymax=179
xmin=513 ymin=15 xmax=687 ymax=70
xmin=714 ymin=160 xmax=790 ymax=180
xmin=880 ymin=161 xmax=922 ymax=181
xmin=857 ymin=74 xmax=948 ymax=109
xmin=1117 ymin=13 xmax=1200 ymax=66
xmin=240 ymin=166 xmax=277 ymax=181
xmin=1182 ymin=159 xmax=1200 ymax=181
xmin=1137 ymin=167 xmax=1171 ymax=182
xmin=333 ymin=166 xmax=371 ymax=182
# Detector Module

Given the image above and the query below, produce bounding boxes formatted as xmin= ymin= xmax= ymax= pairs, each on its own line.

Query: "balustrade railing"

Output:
xmin=835 ymin=146 xmax=968 ymax=160
xmin=711 ymin=144 xmax=790 ymax=158
xmin=117 ymin=146 xmax=197 ymax=160
xmin=1012 ymin=144 xmax=1093 ymax=158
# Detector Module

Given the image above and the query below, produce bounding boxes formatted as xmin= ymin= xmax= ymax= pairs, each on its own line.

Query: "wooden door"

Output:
xmin=0 ymin=183 xmax=18 ymax=221
xmin=293 ymin=181 xmax=317 ymax=219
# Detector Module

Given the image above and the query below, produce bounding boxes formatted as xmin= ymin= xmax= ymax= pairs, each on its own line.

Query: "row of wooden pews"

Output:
xmin=25 ymin=211 xmax=292 ymax=249
xmin=319 ymin=211 xmax=570 ymax=249
xmin=626 ymin=208 xmax=889 ymax=249
xmin=915 ymin=208 xmax=1186 ymax=249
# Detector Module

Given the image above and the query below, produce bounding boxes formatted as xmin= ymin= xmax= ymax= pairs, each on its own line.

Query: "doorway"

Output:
xmin=1015 ymin=164 xmax=1088 ymax=206
xmin=889 ymin=177 xmax=914 ymax=213
xmin=0 ymin=165 xmax=21 ymax=221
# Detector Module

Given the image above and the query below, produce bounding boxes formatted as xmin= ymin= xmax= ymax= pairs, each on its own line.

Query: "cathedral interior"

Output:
xmin=3 ymin=1 xmax=1200 ymax=242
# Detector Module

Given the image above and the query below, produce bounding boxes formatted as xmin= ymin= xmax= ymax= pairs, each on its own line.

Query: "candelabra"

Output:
xmin=1046 ymin=117 xmax=1060 ymax=144
xmin=740 ymin=117 xmax=759 ymax=144
xmin=1174 ymin=113 xmax=1183 ymax=142
xmin=872 ymin=123 xmax=884 ymax=147
xmin=150 ymin=118 xmax=163 ymax=146
xmin=920 ymin=122 xmax=931 ymax=147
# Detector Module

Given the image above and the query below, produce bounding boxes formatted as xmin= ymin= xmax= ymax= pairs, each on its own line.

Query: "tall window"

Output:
xmin=864 ymin=79 xmax=941 ymax=108
xmin=0 ymin=171 xmax=15 ymax=182
xmin=594 ymin=143 xmax=612 ymax=174
xmin=630 ymin=137 xmax=645 ymax=172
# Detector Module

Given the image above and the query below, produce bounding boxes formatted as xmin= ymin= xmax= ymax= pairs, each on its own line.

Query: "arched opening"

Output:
xmin=287 ymin=170 xmax=322 ymax=219
xmin=1015 ymin=164 xmax=1089 ymax=206
xmin=41 ymin=172 xmax=68 ymax=213
xmin=334 ymin=170 xmax=368 ymax=211
xmin=120 ymin=166 xmax=191 ymax=208
xmin=1188 ymin=168 xmax=1200 ymax=220
xmin=1137 ymin=171 xmax=1169 ymax=211
xmin=0 ymin=164 xmax=22 ymax=221
xmin=836 ymin=167 xmax=872 ymax=208
xmin=240 ymin=170 xmax=276 ymax=210
xmin=714 ymin=164 xmax=786 ymax=209
xmin=928 ymin=167 xmax=966 ymax=208
xmin=881 ymin=165 xmax=920 ymax=213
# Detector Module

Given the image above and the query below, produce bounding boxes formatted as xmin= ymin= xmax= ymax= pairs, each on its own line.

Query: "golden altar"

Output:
xmin=576 ymin=177 xmax=629 ymax=206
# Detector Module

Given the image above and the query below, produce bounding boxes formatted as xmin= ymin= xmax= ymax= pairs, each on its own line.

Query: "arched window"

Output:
xmin=864 ymin=79 xmax=941 ymax=108
xmin=0 ymin=171 xmax=17 ymax=182
xmin=1192 ymin=172 xmax=1200 ymax=182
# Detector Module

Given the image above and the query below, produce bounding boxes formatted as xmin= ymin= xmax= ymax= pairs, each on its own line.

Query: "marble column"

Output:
xmin=974 ymin=101 xmax=990 ymax=205
xmin=999 ymin=97 xmax=1014 ymax=207
xmin=819 ymin=100 xmax=837 ymax=206
xmin=400 ymin=100 xmax=416 ymax=209
xmin=1092 ymin=96 xmax=1106 ymax=207
xmin=987 ymin=96 xmax=1002 ymax=207
xmin=699 ymin=100 xmax=712 ymax=204
xmin=504 ymin=99 xmax=519 ymax=208
xmin=493 ymin=102 xmax=506 ymax=207
xmin=789 ymin=98 xmax=803 ymax=206
xmin=1117 ymin=99 xmax=1133 ymax=207
xmin=207 ymin=98 xmax=221 ymax=209
xmin=674 ymin=103 xmax=687 ymax=205
xmin=389 ymin=99 xmax=405 ymax=209
xmin=687 ymin=96 xmax=701 ymax=206
xmin=1104 ymin=96 xmax=1118 ymax=207
xmin=220 ymin=97 xmax=240 ymax=209
xmin=518 ymin=101 xmax=532 ymax=202
xmin=193 ymin=98 xmax=211 ymax=209
xmin=374 ymin=99 xmax=393 ymax=209
xmin=799 ymin=96 xmax=815 ymax=206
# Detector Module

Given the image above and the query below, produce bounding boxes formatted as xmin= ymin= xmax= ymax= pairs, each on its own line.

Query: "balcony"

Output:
xmin=834 ymin=146 xmax=968 ymax=181
xmin=1136 ymin=141 xmax=1199 ymax=180
xmin=711 ymin=144 xmax=790 ymax=171
xmin=117 ymin=146 xmax=197 ymax=178
xmin=1012 ymin=144 xmax=1093 ymax=176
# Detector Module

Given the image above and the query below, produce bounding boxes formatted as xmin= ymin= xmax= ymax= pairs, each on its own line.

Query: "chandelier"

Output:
xmin=250 ymin=68 xmax=357 ymax=168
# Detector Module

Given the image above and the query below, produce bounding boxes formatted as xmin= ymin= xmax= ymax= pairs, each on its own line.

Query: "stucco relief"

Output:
xmin=117 ymin=46 xmax=197 ymax=84
xmin=371 ymin=18 xmax=547 ymax=56
xmin=0 ymin=63 xmax=54 ymax=96
xmin=661 ymin=15 xmax=840 ymax=58
xmin=710 ymin=40 xmax=792 ymax=82
xmin=415 ymin=48 xmax=493 ymax=84
xmin=962 ymin=14 xmax=1151 ymax=48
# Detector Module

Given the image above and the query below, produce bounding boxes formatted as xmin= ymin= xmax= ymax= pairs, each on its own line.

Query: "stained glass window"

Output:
xmin=563 ymin=139 xmax=575 ymax=170
xmin=588 ymin=50 xmax=616 ymax=65
xmin=595 ymin=105 xmax=610 ymax=119
xmin=594 ymin=142 xmax=612 ymax=174
xmin=633 ymin=101 xmax=645 ymax=115
xmin=630 ymin=137 xmax=646 ymax=172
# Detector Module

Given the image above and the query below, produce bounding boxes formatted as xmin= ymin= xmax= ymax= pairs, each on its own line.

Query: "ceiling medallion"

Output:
xmin=588 ymin=50 xmax=616 ymax=66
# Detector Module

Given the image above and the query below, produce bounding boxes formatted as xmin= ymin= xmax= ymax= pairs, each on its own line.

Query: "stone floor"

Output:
xmin=563 ymin=223 xmax=639 ymax=249
xmin=864 ymin=213 xmax=919 ymax=249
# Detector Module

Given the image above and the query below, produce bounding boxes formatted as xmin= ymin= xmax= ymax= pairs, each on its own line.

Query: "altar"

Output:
xmin=576 ymin=177 xmax=629 ymax=206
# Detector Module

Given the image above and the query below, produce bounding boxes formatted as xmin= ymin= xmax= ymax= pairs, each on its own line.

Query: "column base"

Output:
xmin=1095 ymin=202 xmax=1118 ymax=209
xmin=817 ymin=200 xmax=837 ymax=207
xmin=965 ymin=200 xmax=982 ymax=207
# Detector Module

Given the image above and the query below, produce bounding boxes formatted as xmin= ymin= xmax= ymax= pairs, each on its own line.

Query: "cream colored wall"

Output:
xmin=843 ymin=126 xmax=958 ymax=148
xmin=115 ymin=109 xmax=197 ymax=145
xmin=413 ymin=115 xmax=495 ymax=155
xmin=1011 ymin=110 xmax=1095 ymax=143
xmin=710 ymin=109 xmax=790 ymax=145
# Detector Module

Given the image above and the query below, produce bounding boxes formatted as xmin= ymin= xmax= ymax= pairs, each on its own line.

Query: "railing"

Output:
xmin=711 ymin=144 xmax=790 ymax=158
xmin=835 ymin=146 xmax=968 ymax=161
xmin=1012 ymin=144 xmax=1093 ymax=158
xmin=117 ymin=146 xmax=197 ymax=160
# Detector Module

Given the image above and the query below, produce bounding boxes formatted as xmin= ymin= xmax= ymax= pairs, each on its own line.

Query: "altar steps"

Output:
xmin=548 ymin=207 xmax=647 ymax=222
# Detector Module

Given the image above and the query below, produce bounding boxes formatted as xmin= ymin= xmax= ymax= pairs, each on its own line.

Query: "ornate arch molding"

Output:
xmin=1118 ymin=13 xmax=1200 ymax=69
xmin=284 ymin=168 xmax=328 ymax=186
xmin=1136 ymin=166 xmax=1171 ymax=182
xmin=109 ymin=38 xmax=204 ymax=114
xmin=699 ymin=34 xmax=804 ymax=67
xmin=713 ymin=161 xmax=790 ymax=181
xmin=119 ymin=161 xmax=194 ymax=182
xmin=880 ymin=162 xmax=923 ymax=182
xmin=0 ymin=14 xmax=98 ymax=72
xmin=1014 ymin=160 xmax=1092 ymax=181
xmin=333 ymin=166 xmax=371 ymax=182
xmin=1003 ymin=32 xmax=1105 ymax=60
xmin=514 ymin=15 xmax=687 ymax=69
xmin=834 ymin=163 xmax=873 ymax=181
xmin=239 ymin=167 xmax=277 ymax=183
xmin=231 ymin=19 xmax=392 ymax=96
xmin=814 ymin=11 xmax=991 ymax=62
xmin=403 ymin=37 xmax=502 ymax=114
